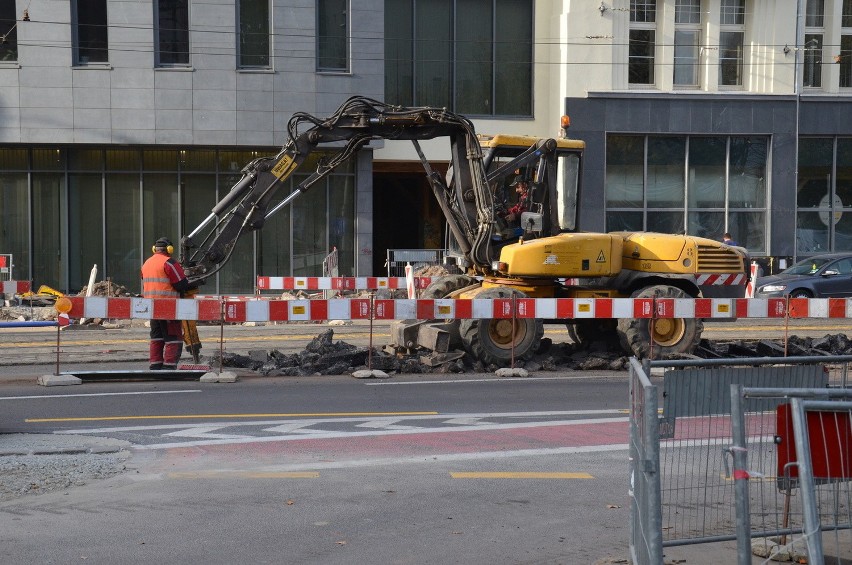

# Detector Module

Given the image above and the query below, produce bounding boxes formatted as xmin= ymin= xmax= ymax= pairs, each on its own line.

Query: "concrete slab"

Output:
xmin=38 ymin=374 xmax=83 ymax=386
xmin=351 ymin=369 xmax=390 ymax=379
xmin=495 ymin=367 xmax=530 ymax=378
xmin=200 ymin=371 xmax=239 ymax=383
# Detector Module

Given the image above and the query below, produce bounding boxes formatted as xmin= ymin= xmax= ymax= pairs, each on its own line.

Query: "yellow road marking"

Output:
xmin=168 ymin=471 xmax=319 ymax=479
xmin=450 ymin=472 xmax=594 ymax=479
xmin=25 ymin=411 xmax=438 ymax=423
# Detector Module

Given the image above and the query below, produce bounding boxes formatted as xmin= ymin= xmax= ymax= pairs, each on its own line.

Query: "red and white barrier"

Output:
xmin=256 ymin=276 xmax=434 ymax=291
xmin=64 ymin=296 xmax=852 ymax=322
xmin=1 ymin=280 xmax=31 ymax=295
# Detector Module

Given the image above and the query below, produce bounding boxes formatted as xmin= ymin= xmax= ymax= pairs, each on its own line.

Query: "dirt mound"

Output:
xmin=77 ymin=281 xmax=133 ymax=297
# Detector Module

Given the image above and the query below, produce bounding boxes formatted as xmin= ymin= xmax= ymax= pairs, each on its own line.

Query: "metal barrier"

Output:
xmin=0 ymin=254 xmax=11 ymax=281
xmin=629 ymin=356 xmax=852 ymax=564
xmin=386 ymin=248 xmax=446 ymax=277
xmin=728 ymin=388 xmax=852 ymax=563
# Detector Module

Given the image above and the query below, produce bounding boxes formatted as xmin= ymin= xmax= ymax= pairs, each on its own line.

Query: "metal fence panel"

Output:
xmin=0 ymin=254 xmax=12 ymax=281
xmin=386 ymin=249 xmax=446 ymax=277
xmin=629 ymin=358 xmax=663 ymax=565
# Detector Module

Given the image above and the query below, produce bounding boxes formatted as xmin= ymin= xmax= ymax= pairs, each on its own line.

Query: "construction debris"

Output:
xmin=76 ymin=281 xmax=133 ymax=298
xmin=209 ymin=328 xmax=852 ymax=377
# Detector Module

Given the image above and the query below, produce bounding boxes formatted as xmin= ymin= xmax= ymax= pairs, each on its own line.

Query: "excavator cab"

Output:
xmin=443 ymin=134 xmax=585 ymax=273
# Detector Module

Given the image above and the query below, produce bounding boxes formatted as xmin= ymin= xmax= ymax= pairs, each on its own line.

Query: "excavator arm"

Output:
xmin=180 ymin=96 xmax=499 ymax=283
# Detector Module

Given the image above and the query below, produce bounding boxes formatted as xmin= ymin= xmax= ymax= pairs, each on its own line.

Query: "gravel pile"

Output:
xmin=0 ymin=434 xmax=132 ymax=503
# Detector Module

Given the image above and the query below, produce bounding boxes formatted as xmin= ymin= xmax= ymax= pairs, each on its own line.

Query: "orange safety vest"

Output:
xmin=141 ymin=253 xmax=179 ymax=299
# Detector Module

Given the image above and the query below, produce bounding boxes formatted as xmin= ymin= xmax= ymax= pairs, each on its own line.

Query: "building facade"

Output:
xmin=561 ymin=0 xmax=852 ymax=271
xmin=2 ymin=1 xmax=849 ymax=294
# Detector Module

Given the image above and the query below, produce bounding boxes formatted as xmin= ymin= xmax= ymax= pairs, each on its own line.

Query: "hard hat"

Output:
xmin=509 ymin=175 xmax=525 ymax=187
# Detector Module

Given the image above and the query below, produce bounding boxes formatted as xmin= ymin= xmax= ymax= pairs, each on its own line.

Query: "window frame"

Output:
xmin=629 ymin=0 xmax=657 ymax=87
xmin=237 ymin=0 xmax=271 ymax=69
xmin=72 ymin=0 xmax=109 ymax=66
xmin=0 ymin=0 xmax=18 ymax=62
xmin=673 ymin=0 xmax=701 ymax=88
xmin=155 ymin=0 xmax=191 ymax=67
xmin=383 ymin=0 xmax=533 ymax=118
xmin=718 ymin=0 xmax=745 ymax=88
xmin=803 ymin=0 xmax=825 ymax=89
xmin=316 ymin=0 xmax=349 ymax=73
xmin=604 ymin=134 xmax=769 ymax=253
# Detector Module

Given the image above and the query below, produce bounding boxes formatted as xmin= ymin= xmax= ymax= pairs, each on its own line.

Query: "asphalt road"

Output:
xmin=0 ymin=316 xmax=845 ymax=377
xmin=0 ymin=318 xmax=845 ymax=563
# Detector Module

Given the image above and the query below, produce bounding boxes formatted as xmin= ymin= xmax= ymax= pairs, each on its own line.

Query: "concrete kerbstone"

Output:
xmin=200 ymin=371 xmax=239 ymax=383
xmin=38 ymin=374 xmax=83 ymax=386
xmin=495 ymin=367 xmax=530 ymax=378
xmin=351 ymin=369 xmax=390 ymax=379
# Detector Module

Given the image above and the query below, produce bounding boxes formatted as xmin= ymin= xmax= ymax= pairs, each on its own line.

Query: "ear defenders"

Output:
xmin=152 ymin=238 xmax=174 ymax=255
xmin=152 ymin=243 xmax=175 ymax=254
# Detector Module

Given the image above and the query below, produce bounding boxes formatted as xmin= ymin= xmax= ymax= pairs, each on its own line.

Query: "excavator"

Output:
xmin=179 ymin=96 xmax=749 ymax=363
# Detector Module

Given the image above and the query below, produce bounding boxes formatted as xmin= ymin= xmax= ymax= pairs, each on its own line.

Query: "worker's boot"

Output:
xmin=149 ymin=340 xmax=164 ymax=370
xmin=162 ymin=341 xmax=182 ymax=370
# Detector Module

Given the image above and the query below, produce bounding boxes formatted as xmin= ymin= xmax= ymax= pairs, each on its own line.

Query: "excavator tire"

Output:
xmin=421 ymin=275 xmax=477 ymax=299
xmin=616 ymin=285 xmax=703 ymax=360
xmin=566 ymin=320 xmax=619 ymax=348
xmin=459 ymin=287 xmax=543 ymax=367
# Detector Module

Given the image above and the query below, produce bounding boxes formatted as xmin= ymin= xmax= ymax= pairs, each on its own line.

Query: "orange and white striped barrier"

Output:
xmin=64 ymin=296 xmax=852 ymax=323
xmin=1 ymin=280 xmax=31 ymax=295
xmin=256 ymin=276 xmax=434 ymax=291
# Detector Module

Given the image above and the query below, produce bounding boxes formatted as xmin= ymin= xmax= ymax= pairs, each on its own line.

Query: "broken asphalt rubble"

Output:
xmin=209 ymin=327 xmax=852 ymax=377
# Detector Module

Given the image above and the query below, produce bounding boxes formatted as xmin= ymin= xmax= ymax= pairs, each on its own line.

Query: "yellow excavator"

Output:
xmin=179 ymin=96 xmax=749 ymax=363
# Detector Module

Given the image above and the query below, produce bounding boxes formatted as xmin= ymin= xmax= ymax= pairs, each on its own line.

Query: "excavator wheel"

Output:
xmin=459 ymin=287 xmax=543 ymax=367
xmin=421 ymin=274 xmax=477 ymax=299
xmin=566 ymin=319 xmax=619 ymax=349
xmin=616 ymin=285 xmax=703 ymax=360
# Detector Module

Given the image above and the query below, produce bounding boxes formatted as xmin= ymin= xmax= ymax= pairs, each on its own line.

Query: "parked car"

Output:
xmin=755 ymin=253 xmax=852 ymax=298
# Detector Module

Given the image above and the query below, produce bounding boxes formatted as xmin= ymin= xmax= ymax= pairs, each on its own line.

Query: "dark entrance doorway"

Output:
xmin=372 ymin=165 xmax=447 ymax=276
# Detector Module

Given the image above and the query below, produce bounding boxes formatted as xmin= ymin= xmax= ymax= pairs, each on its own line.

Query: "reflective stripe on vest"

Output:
xmin=141 ymin=253 xmax=179 ymax=299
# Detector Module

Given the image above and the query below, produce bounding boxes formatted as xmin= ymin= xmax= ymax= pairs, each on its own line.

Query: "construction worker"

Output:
xmin=141 ymin=237 xmax=196 ymax=370
xmin=504 ymin=175 xmax=530 ymax=225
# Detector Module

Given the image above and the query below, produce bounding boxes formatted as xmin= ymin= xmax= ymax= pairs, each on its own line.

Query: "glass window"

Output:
xmin=674 ymin=30 xmax=699 ymax=86
xmin=317 ymin=0 xmax=348 ymax=72
xmin=456 ymin=0 xmax=493 ymax=114
xmin=328 ymin=175 xmax=355 ymax=276
xmin=804 ymin=34 xmax=823 ymax=88
xmin=607 ymin=134 xmax=768 ymax=252
xmin=106 ymin=149 xmax=140 ymax=171
xmin=844 ymin=0 xmax=852 ymax=27
xmin=105 ymin=174 xmax=140 ymax=288
xmin=0 ymin=172 xmax=29 ymax=280
xmin=259 ymin=183 xmax=292 ymax=279
xmin=606 ymin=136 xmax=645 ymax=208
xmin=841 ymin=35 xmax=852 ymax=88
xmin=156 ymin=0 xmax=190 ymax=66
xmin=630 ymin=0 xmax=656 ymax=23
xmin=675 ymin=0 xmax=700 ymax=24
xmin=73 ymin=0 xmax=108 ymax=65
xmin=384 ymin=0 xmax=532 ymax=117
xmin=797 ymin=138 xmax=832 ymax=208
xmin=719 ymin=0 xmax=744 ymax=25
xmin=0 ymin=0 xmax=17 ymax=62
xmin=143 ymin=173 xmax=179 ymax=255
xmin=729 ymin=137 xmax=767 ymax=208
xmin=68 ymin=174 xmax=104 ymax=290
xmin=239 ymin=0 xmax=270 ymax=68
xmin=69 ymin=148 xmax=104 ymax=171
xmin=629 ymin=30 xmax=655 ymax=85
xmin=806 ymin=0 xmax=825 ymax=27
xmin=494 ymin=0 xmax=532 ymax=116
xmin=688 ymin=137 xmax=726 ymax=208
xmin=32 ymin=148 xmax=65 ymax=170
xmin=646 ymin=137 xmax=685 ymax=209
xmin=32 ymin=173 xmax=66 ymax=289
xmin=719 ymin=31 xmax=744 ymax=86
